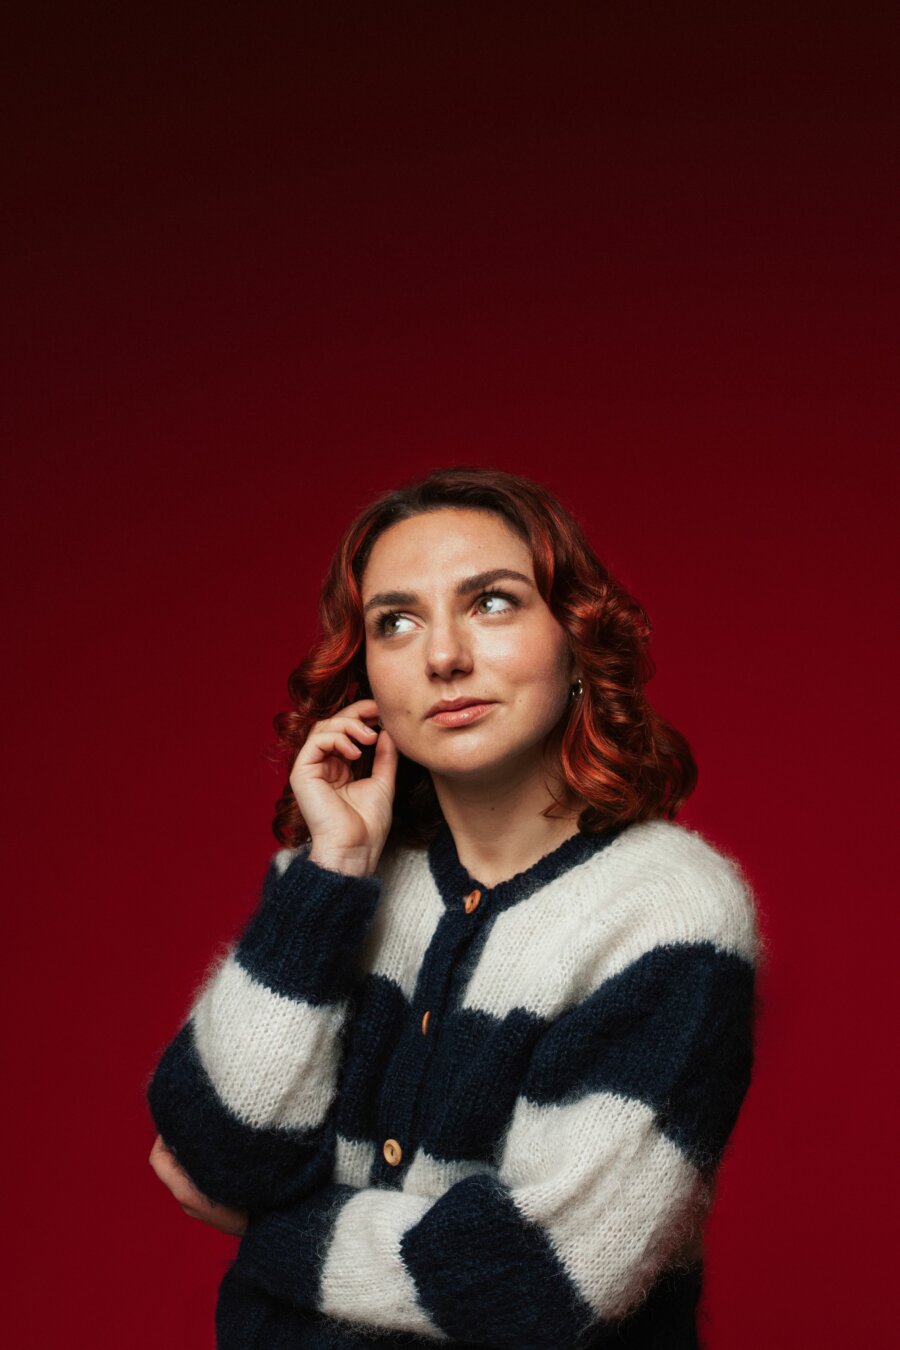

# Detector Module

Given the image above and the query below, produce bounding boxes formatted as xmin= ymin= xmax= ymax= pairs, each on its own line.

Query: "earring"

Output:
xmin=570 ymin=678 xmax=583 ymax=699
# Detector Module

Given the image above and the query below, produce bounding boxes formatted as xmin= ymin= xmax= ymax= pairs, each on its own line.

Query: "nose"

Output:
xmin=425 ymin=614 xmax=474 ymax=682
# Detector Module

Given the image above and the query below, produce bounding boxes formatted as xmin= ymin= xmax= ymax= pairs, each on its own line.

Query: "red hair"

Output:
xmin=273 ymin=467 xmax=696 ymax=848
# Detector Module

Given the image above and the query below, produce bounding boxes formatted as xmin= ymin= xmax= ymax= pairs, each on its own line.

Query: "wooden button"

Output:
xmin=383 ymin=1138 xmax=403 ymax=1166
xmin=421 ymin=1010 xmax=431 ymax=1035
xmin=463 ymin=888 xmax=481 ymax=914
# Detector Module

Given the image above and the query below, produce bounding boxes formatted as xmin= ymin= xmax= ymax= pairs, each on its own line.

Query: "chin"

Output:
xmin=427 ymin=758 xmax=501 ymax=781
xmin=415 ymin=740 xmax=540 ymax=783
xmin=395 ymin=738 xmax=492 ymax=778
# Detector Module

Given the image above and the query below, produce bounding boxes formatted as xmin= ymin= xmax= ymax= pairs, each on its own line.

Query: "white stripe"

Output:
xmin=333 ymin=1134 xmax=376 ymax=1188
xmin=192 ymin=955 xmax=346 ymax=1131
xmin=401 ymin=1147 xmax=497 ymax=1199
xmin=362 ymin=848 xmax=444 ymax=1000
xmin=503 ymin=1092 xmax=708 ymax=1320
xmin=462 ymin=820 xmax=758 ymax=1020
xmin=319 ymin=1189 xmax=447 ymax=1338
xmin=273 ymin=846 xmax=303 ymax=877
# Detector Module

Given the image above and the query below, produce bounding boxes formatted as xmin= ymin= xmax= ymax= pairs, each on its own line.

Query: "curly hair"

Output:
xmin=273 ymin=466 xmax=696 ymax=848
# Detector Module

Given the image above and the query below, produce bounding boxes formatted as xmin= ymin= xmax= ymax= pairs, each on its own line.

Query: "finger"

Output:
xmin=307 ymin=723 xmax=375 ymax=751
xmin=181 ymin=1199 xmax=248 ymax=1236
xmin=149 ymin=1135 xmax=207 ymax=1205
xmin=333 ymin=698 xmax=380 ymax=720
xmin=324 ymin=716 xmax=379 ymax=741
xmin=152 ymin=1153 xmax=191 ymax=1202
xmin=149 ymin=1136 xmax=179 ymax=1183
xmin=169 ymin=1168 xmax=210 ymax=1208
xmin=307 ymin=703 xmax=380 ymax=743
xmin=296 ymin=730 xmax=364 ymax=765
xmin=370 ymin=727 xmax=399 ymax=787
xmin=328 ymin=732 xmax=363 ymax=760
xmin=153 ymin=1158 xmax=193 ymax=1202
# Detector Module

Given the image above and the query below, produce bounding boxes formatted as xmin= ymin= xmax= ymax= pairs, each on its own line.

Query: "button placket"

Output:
xmin=391 ymin=891 xmax=490 ymax=1177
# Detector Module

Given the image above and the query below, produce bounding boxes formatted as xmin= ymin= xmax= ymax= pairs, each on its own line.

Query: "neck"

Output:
xmin=430 ymin=758 xmax=583 ymax=888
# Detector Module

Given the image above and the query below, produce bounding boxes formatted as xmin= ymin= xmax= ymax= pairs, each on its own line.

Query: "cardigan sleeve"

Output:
xmin=232 ymin=922 xmax=758 ymax=1347
xmin=146 ymin=850 xmax=381 ymax=1211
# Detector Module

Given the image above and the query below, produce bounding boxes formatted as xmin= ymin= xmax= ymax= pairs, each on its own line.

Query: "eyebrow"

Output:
xmin=362 ymin=568 xmax=535 ymax=616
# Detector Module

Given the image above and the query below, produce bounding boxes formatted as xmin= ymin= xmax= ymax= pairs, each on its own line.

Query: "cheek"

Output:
xmin=531 ymin=665 xmax=571 ymax=719
xmin=365 ymin=651 xmax=412 ymax=722
xmin=366 ymin=670 xmax=423 ymax=760
xmin=527 ymin=648 xmax=573 ymax=724
xmin=490 ymin=628 xmax=570 ymax=697
xmin=364 ymin=652 xmax=387 ymax=705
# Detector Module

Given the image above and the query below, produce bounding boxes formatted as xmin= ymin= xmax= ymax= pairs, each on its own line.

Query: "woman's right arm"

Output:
xmin=147 ymin=701 xmax=397 ymax=1213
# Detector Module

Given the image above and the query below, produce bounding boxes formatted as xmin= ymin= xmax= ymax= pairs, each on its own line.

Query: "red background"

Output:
xmin=3 ymin=5 xmax=897 ymax=1347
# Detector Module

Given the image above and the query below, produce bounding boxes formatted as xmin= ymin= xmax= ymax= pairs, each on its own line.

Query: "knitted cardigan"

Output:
xmin=148 ymin=818 xmax=759 ymax=1349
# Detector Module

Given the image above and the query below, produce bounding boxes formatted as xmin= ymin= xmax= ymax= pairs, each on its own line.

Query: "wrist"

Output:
xmin=308 ymin=845 xmax=377 ymax=878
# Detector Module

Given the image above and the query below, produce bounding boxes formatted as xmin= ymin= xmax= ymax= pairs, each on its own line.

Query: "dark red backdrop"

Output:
xmin=3 ymin=5 xmax=896 ymax=1347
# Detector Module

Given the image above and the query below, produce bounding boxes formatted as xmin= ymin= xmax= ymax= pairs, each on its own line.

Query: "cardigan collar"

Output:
xmin=427 ymin=816 xmax=623 ymax=914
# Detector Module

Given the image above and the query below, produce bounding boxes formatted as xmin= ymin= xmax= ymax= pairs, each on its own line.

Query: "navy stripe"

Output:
xmin=402 ymin=1173 xmax=593 ymax=1348
xmin=217 ymin=1266 xmax=489 ymax=1350
xmin=237 ymin=856 xmax=381 ymax=1004
xmin=235 ymin=1184 xmax=356 ymax=1314
xmin=147 ymin=1020 xmax=335 ymax=1210
xmin=428 ymin=819 xmax=623 ymax=914
xmin=523 ymin=943 xmax=756 ymax=1171
xmin=335 ymin=972 xmax=409 ymax=1146
xmin=414 ymin=1005 xmax=544 ymax=1162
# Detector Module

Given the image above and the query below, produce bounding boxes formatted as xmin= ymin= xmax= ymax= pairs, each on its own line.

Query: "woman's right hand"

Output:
xmin=289 ymin=698 xmax=398 ymax=877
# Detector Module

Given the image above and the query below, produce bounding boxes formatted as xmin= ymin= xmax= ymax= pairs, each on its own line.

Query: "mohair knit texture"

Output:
xmin=148 ymin=818 xmax=759 ymax=1349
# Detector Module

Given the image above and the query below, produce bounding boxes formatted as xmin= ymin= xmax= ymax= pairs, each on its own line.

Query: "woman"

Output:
xmin=148 ymin=466 xmax=760 ymax=1349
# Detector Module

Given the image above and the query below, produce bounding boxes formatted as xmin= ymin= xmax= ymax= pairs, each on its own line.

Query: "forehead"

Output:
xmin=362 ymin=508 xmax=533 ymax=592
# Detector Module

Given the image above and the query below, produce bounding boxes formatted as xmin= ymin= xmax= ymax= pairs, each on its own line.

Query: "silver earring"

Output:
xmin=570 ymin=678 xmax=583 ymax=699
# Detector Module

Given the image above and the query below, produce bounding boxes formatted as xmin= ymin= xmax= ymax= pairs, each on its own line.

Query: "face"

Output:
xmin=361 ymin=508 xmax=576 ymax=788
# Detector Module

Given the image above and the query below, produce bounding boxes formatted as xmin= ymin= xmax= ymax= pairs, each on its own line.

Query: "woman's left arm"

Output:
xmin=147 ymin=849 xmax=382 ymax=1212
xmin=232 ymin=918 xmax=759 ymax=1347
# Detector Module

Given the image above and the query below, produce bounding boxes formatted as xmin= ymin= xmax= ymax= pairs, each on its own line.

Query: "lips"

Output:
xmin=426 ymin=697 xmax=491 ymax=717
xmin=426 ymin=699 xmax=497 ymax=728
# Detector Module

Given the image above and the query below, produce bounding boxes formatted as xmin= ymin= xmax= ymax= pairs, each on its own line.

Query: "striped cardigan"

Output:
xmin=148 ymin=818 xmax=759 ymax=1349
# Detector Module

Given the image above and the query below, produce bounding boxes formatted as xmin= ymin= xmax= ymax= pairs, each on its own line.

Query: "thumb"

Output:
xmin=370 ymin=726 xmax=399 ymax=791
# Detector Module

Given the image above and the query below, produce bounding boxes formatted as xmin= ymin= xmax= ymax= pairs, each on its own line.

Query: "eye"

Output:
xmin=475 ymin=590 xmax=518 ymax=616
xmin=373 ymin=589 xmax=519 ymax=637
xmin=374 ymin=611 xmax=416 ymax=637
